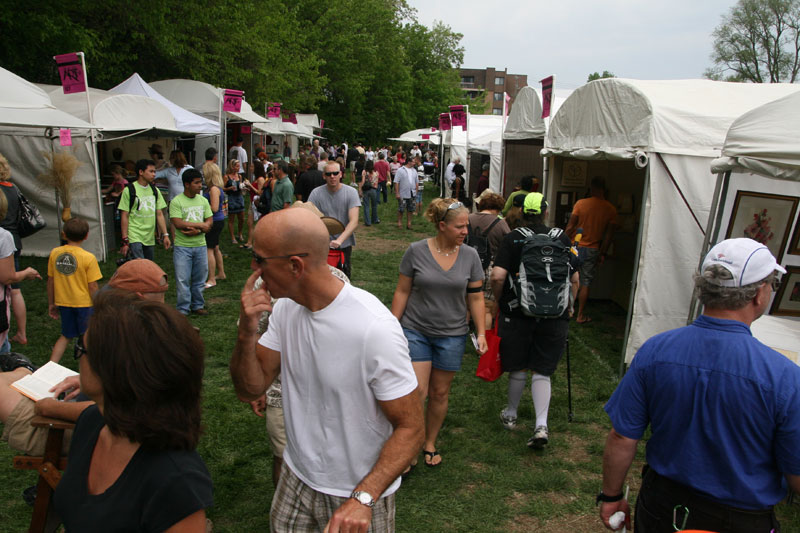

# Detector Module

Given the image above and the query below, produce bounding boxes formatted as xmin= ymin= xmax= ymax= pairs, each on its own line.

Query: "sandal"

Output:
xmin=401 ymin=463 xmax=416 ymax=480
xmin=423 ymin=449 xmax=441 ymax=467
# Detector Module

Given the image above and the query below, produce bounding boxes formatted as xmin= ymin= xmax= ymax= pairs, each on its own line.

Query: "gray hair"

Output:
xmin=693 ymin=264 xmax=776 ymax=310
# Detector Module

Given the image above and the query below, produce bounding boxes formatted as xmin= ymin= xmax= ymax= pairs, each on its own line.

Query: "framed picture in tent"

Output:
xmin=725 ymin=191 xmax=798 ymax=264
xmin=770 ymin=266 xmax=800 ymax=317
xmin=789 ymin=219 xmax=800 ymax=256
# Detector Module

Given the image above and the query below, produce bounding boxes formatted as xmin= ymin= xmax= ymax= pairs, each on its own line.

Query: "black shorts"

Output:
xmin=206 ymin=219 xmax=225 ymax=248
xmin=498 ymin=312 xmax=568 ymax=375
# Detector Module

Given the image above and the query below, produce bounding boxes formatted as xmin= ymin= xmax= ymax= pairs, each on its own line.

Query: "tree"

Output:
xmin=587 ymin=70 xmax=616 ymax=82
xmin=705 ymin=0 xmax=800 ymax=83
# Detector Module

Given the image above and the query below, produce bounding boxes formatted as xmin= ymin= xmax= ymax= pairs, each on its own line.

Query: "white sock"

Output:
xmin=531 ymin=373 xmax=551 ymax=428
xmin=505 ymin=371 xmax=527 ymax=417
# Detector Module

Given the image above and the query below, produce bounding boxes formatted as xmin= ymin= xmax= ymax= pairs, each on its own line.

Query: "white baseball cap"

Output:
xmin=702 ymin=238 xmax=786 ymax=287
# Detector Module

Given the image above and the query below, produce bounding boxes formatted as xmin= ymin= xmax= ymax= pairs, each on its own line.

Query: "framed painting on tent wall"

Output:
xmin=789 ymin=218 xmax=800 ymax=256
xmin=770 ymin=266 xmax=800 ymax=317
xmin=725 ymin=191 xmax=798 ymax=264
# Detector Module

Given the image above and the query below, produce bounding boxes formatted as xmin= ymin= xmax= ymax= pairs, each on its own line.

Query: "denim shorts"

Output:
xmin=403 ymin=327 xmax=466 ymax=372
xmin=59 ymin=306 xmax=93 ymax=338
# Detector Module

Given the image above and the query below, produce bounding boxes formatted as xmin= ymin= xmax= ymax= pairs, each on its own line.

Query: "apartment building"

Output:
xmin=459 ymin=67 xmax=528 ymax=115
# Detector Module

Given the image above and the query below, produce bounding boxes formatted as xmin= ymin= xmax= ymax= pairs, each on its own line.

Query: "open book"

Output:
xmin=10 ymin=362 xmax=79 ymax=401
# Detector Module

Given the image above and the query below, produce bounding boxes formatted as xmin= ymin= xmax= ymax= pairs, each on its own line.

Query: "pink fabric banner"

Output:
xmin=267 ymin=103 xmax=281 ymax=118
xmin=540 ymin=76 xmax=554 ymax=118
xmin=241 ymin=126 xmax=252 ymax=134
xmin=438 ymin=113 xmax=452 ymax=131
xmin=282 ymin=112 xmax=297 ymax=124
xmin=320 ymin=119 xmax=325 ymax=129
xmin=223 ymin=89 xmax=243 ymax=112
xmin=450 ymin=106 xmax=467 ymax=130
xmin=59 ymin=129 xmax=72 ymax=146
xmin=421 ymin=134 xmax=430 ymax=140
xmin=54 ymin=53 xmax=86 ymax=94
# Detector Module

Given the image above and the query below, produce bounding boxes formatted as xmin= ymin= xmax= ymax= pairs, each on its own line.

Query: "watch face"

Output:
xmin=357 ymin=492 xmax=371 ymax=504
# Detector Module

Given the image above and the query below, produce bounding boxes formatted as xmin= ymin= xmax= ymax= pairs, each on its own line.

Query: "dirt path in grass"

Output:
xmin=352 ymin=223 xmax=427 ymax=254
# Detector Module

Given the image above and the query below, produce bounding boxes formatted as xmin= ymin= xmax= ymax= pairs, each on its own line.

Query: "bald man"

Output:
xmin=230 ymin=208 xmax=424 ymax=533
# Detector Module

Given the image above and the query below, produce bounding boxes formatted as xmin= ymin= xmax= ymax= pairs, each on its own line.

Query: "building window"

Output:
xmin=493 ymin=92 xmax=503 ymax=101
xmin=494 ymin=76 xmax=505 ymax=85
xmin=492 ymin=108 xmax=502 ymax=115
xmin=461 ymin=76 xmax=475 ymax=84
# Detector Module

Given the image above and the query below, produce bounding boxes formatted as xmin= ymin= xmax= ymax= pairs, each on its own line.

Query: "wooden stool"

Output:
xmin=12 ymin=415 xmax=74 ymax=533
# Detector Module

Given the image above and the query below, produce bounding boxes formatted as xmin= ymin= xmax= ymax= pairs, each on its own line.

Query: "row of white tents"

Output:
xmin=398 ymin=79 xmax=799 ymax=367
xmin=0 ymin=67 xmax=322 ymax=261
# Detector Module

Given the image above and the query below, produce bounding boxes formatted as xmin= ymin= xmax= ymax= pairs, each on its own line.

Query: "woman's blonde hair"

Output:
xmin=226 ymin=159 xmax=240 ymax=175
xmin=425 ymin=197 xmax=469 ymax=225
xmin=203 ymin=162 xmax=224 ymax=189
xmin=0 ymin=153 xmax=10 ymax=182
xmin=0 ymin=188 xmax=8 ymax=221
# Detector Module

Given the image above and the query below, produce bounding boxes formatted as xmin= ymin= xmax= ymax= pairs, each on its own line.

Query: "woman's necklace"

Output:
xmin=434 ymin=239 xmax=459 ymax=256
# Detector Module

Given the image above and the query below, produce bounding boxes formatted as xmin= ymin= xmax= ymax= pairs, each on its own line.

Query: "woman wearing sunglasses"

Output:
xmin=54 ymin=289 xmax=213 ymax=532
xmin=391 ymin=198 xmax=487 ymax=469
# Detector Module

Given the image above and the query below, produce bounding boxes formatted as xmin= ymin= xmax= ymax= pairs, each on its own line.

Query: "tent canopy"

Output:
xmin=0 ymin=67 xmax=93 ymax=129
xmin=149 ymin=79 xmax=268 ymax=124
xmin=544 ymin=78 xmax=800 ymax=159
xmin=711 ymin=90 xmax=800 ymax=181
xmin=109 ymin=73 xmax=219 ymax=134
xmin=388 ymin=128 xmax=441 ymax=143
xmin=503 ymin=85 xmax=571 ymax=140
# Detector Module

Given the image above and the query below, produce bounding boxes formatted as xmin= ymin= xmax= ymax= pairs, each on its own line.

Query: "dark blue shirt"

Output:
xmin=605 ymin=314 xmax=800 ymax=509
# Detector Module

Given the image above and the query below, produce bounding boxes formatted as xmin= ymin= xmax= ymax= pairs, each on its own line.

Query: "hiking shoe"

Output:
xmin=0 ymin=351 xmax=36 ymax=373
xmin=499 ymin=409 xmax=517 ymax=430
xmin=527 ymin=425 xmax=549 ymax=449
xmin=191 ymin=308 xmax=209 ymax=316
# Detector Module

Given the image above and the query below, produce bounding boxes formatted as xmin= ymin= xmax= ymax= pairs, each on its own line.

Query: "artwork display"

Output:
xmin=725 ymin=191 xmax=798 ymax=264
xmin=770 ymin=266 xmax=800 ymax=317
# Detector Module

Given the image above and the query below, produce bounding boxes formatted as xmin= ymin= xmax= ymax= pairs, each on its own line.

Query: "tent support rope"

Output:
xmin=655 ymin=153 xmax=704 ymax=235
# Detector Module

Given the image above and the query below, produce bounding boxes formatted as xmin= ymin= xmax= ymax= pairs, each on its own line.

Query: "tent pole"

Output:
xmin=619 ymin=161 xmax=651 ymax=378
xmin=218 ymin=88 xmax=225 ymax=171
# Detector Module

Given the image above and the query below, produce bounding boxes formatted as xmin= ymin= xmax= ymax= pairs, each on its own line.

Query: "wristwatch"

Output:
xmin=596 ymin=491 xmax=624 ymax=505
xmin=351 ymin=490 xmax=375 ymax=508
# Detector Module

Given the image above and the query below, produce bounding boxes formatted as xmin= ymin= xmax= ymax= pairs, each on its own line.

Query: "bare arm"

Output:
xmin=564 ymin=213 xmax=579 ymax=241
xmin=390 ymin=274 xmax=413 ymax=321
xmin=490 ymin=265 xmax=508 ymax=308
xmin=332 ymin=206 xmax=360 ymax=249
xmin=0 ymin=255 xmax=39 ymax=285
xmin=88 ymin=281 xmax=98 ymax=298
xmin=230 ymin=271 xmax=280 ymax=402
xmin=325 ymin=390 xmax=424 ymax=533
xmin=120 ymin=210 xmax=130 ymax=254
xmin=599 ymin=221 xmax=616 ymax=257
xmin=599 ymin=428 xmax=638 ymax=530
xmin=156 ymin=209 xmax=171 ymax=249
xmin=47 ymin=276 xmax=58 ymax=319
xmin=163 ymin=510 xmax=207 ymax=533
xmin=209 ymin=186 xmax=220 ymax=213
xmin=34 ymin=398 xmax=92 ymax=421
xmin=466 ymin=280 xmax=487 ymax=353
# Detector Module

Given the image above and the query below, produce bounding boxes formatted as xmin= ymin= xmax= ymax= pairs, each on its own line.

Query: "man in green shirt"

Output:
xmin=119 ymin=159 xmax=171 ymax=260
xmin=502 ymin=175 xmax=536 ymax=216
xmin=169 ymin=169 xmax=213 ymax=316
xmin=271 ymin=160 xmax=295 ymax=212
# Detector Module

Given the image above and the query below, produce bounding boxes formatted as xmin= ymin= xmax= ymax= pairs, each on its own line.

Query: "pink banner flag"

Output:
xmin=54 ymin=53 xmax=86 ymax=94
xmin=540 ymin=76 xmax=554 ymax=118
xmin=59 ymin=129 xmax=72 ymax=146
xmin=439 ymin=113 xmax=452 ymax=131
xmin=449 ymin=105 xmax=467 ymax=130
xmin=421 ymin=134 xmax=430 ymax=140
xmin=267 ymin=103 xmax=281 ymax=118
xmin=320 ymin=119 xmax=325 ymax=129
xmin=223 ymin=89 xmax=243 ymax=112
xmin=282 ymin=112 xmax=297 ymax=124
xmin=241 ymin=126 xmax=252 ymax=134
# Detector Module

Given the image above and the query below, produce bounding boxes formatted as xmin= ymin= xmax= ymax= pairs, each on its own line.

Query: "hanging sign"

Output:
xmin=449 ymin=105 xmax=467 ymax=130
xmin=421 ymin=134 xmax=430 ymax=140
xmin=54 ymin=53 xmax=86 ymax=94
xmin=540 ymin=76 xmax=554 ymax=118
xmin=241 ymin=126 xmax=252 ymax=134
xmin=282 ymin=112 xmax=297 ymax=124
xmin=320 ymin=119 xmax=325 ymax=129
xmin=223 ymin=89 xmax=243 ymax=112
xmin=59 ymin=129 xmax=72 ymax=146
xmin=438 ymin=113 xmax=452 ymax=131
xmin=267 ymin=103 xmax=281 ymax=118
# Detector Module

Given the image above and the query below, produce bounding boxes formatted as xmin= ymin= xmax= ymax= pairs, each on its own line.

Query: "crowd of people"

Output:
xmin=0 ymin=135 xmax=798 ymax=533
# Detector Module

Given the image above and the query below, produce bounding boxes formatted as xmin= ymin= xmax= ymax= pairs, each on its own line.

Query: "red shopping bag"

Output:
xmin=475 ymin=322 xmax=502 ymax=382
xmin=327 ymin=249 xmax=345 ymax=271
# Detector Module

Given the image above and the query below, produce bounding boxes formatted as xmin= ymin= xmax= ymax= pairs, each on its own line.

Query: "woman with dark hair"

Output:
xmin=243 ymin=160 xmax=266 ymax=250
xmin=359 ymin=159 xmax=379 ymax=226
xmin=54 ymin=289 xmax=213 ymax=531
xmin=391 ymin=198 xmax=487 ymax=468
xmin=155 ymin=150 xmax=192 ymax=202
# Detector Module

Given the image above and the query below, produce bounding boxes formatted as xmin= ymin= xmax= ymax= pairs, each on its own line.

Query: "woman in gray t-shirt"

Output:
xmin=391 ymin=198 xmax=487 ymax=468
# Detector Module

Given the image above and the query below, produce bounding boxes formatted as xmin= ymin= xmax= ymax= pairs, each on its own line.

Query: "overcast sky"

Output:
xmin=406 ymin=0 xmax=738 ymax=91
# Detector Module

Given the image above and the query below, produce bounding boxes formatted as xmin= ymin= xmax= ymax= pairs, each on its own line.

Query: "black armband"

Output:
xmin=466 ymin=286 xmax=482 ymax=294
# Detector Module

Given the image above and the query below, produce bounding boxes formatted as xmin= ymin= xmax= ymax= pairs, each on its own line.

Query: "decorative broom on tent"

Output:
xmin=38 ymin=151 xmax=83 ymax=222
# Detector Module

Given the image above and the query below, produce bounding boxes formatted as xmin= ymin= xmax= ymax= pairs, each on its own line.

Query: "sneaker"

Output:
xmin=0 ymin=352 xmax=36 ymax=373
xmin=499 ymin=409 xmax=517 ymax=430
xmin=191 ymin=308 xmax=209 ymax=316
xmin=527 ymin=425 xmax=549 ymax=449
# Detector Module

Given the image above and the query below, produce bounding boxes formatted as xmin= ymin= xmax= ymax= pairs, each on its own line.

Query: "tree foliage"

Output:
xmin=0 ymin=0 xmax=467 ymax=143
xmin=587 ymin=70 xmax=616 ymax=82
xmin=705 ymin=0 xmax=800 ymax=82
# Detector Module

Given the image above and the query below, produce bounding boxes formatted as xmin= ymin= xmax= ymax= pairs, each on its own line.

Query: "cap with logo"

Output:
xmin=701 ymin=238 xmax=786 ymax=287
xmin=109 ymin=259 xmax=169 ymax=293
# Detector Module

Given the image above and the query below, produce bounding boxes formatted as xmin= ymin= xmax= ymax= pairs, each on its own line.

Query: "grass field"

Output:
xmin=1 ymin=184 xmax=798 ymax=532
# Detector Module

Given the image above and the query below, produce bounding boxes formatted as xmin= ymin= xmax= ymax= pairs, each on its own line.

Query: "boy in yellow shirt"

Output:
xmin=47 ymin=218 xmax=102 ymax=362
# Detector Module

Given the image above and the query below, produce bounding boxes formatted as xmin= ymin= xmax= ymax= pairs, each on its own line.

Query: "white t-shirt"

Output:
xmin=228 ymin=145 xmax=247 ymax=174
xmin=365 ymin=150 xmax=375 ymax=161
xmin=259 ymin=283 xmax=417 ymax=498
xmin=445 ymin=162 xmax=456 ymax=185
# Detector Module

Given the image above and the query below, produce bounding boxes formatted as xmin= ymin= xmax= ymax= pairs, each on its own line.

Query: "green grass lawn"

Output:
xmin=1 ymin=185 xmax=798 ymax=532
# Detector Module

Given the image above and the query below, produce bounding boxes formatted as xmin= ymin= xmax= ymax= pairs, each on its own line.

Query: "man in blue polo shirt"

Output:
xmin=598 ymin=238 xmax=800 ymax=533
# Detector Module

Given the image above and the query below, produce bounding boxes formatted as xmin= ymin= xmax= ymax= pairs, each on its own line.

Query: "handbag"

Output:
xmin=475 ymin=322 xmax=502 ymax=382
xmin=17 ymin=190 xmax=46 ymax=238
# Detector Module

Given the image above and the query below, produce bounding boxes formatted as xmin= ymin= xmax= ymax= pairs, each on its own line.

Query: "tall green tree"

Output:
xmin=587 ymin=70 xmax=616 ymax=82
xmin=705 ymin=0 xmax=800 ymax=82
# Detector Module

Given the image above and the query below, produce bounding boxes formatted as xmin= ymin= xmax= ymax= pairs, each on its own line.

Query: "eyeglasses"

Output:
xmin=770 ymin=277 xmax=781 ymax=292
xmin=324 ymin=171 xmax=340 ymax=176
xmin=251 ymin=250 xmax=309 ymax=265
xmin=74 ymin=338 xmax=88 ymax=360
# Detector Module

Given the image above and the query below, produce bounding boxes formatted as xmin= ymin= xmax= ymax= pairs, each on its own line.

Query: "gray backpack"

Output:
xmin=510 ymin=227 xmax=571 ymax=318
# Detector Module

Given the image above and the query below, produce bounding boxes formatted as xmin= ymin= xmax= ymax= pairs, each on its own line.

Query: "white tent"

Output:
xmin=109 ymin=73 xmax=219 ymax=134
xmin=542 ymin=78 xmax=800 ymax=367
xmin=445 ymin=114 xmax=504 ymax=193
xmin=0 ymin=68 xmax=107 ymax=259
xmin=388 ymin=128 xmax=441 ymax=144
xmin=707 ymin=90 xmax=800 ymax=362
xmin=148 ymin=79 xmax=269 ymax=125
xmin=503 ymin=86 xmax=570 ymax=141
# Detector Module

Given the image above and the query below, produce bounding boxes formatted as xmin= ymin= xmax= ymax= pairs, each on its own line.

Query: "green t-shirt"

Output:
xmin=271 ymin=177 xmax=295 ymax=212
xmin=118 ymin=182 xmax=167 ymax=246
xmin=502 ymin=190 xmax=529 ymax=216
xmin=169 ymin=193 xmax=213 ymax=248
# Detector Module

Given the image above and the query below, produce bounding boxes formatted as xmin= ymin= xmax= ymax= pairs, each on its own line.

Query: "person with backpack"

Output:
xmin=118 ymin=159 xmax=171 ymax=261
xmin=490 ymin=192 xmax=579 ymax=450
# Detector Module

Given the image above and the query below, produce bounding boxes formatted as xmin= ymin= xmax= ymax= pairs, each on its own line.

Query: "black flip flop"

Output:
xmin=423 ymin=450 xmax=441 ymax=467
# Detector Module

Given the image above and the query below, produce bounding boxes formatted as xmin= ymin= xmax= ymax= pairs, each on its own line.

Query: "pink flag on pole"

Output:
xmin=421 ymin=134 xmax=430 ymax=140
xmin=223 ymin=89 xmax=243 ymax=112
xmin=267 ymin=103 xmax=281 ymax=118
xmin=540 ymin=76 xmax=554 ymax=118
xmin=241 ymin=126 xmax=252 ymax=134
xmin=59 ymin=129 xmax=72 ymax=146
xmin=54 ymin=53 xmax=86 ymax=94
xmin=449 ymin=105 xmax=467 ymax=130
xmin=439 ymin=113 xmax=452 ymax=131
xmin=320 ymin=119 xmax=325 ymax=129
